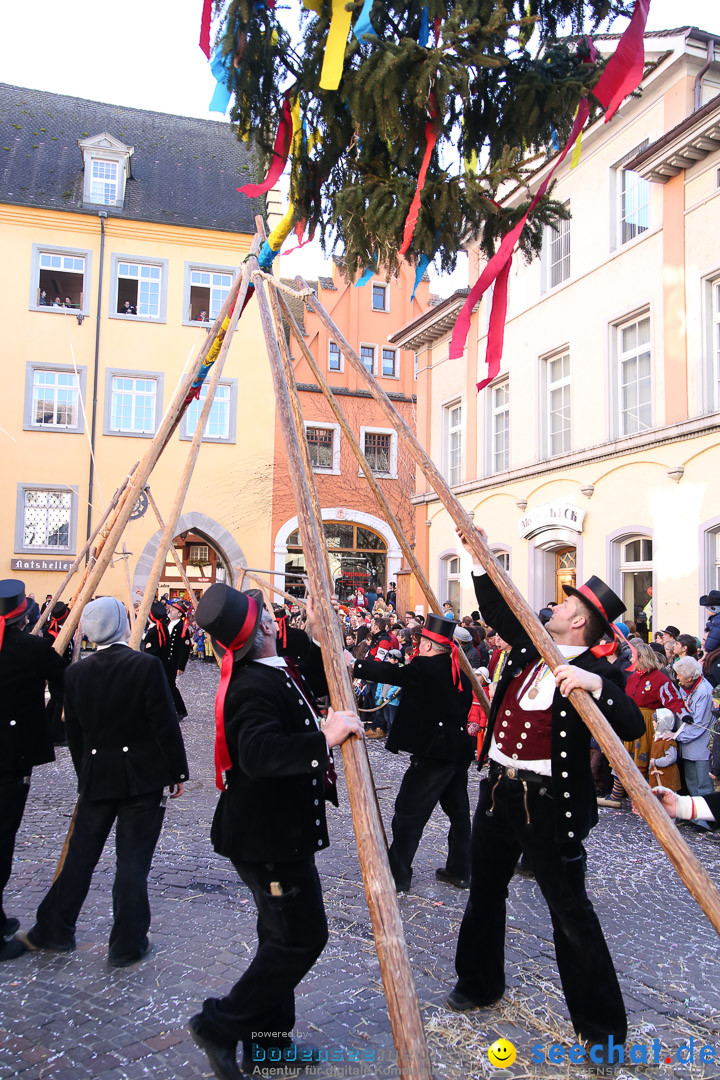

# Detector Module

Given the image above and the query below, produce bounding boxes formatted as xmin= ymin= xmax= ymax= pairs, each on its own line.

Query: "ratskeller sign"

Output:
xmin=11 ymin=558 xmax=74 ymax=572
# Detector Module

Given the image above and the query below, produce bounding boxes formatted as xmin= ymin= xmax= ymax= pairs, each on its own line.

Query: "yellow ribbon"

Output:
xmin=570 ymin=106 xmax=583 ymax=169
xmin=319 ymin=0 xmax=353 ymax=91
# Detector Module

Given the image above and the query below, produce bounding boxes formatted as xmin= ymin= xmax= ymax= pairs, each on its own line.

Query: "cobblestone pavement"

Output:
xmin=1 ymin=660 xmax=720 ymax=1080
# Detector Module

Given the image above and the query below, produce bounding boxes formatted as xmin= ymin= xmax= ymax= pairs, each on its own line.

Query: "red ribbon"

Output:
xmin=199 ymin=0 xmax=212 ymax=59
xmin=214 ymin=595 xmax=258 ymax=790
xmin=451 ymin=0 xmax=649 ymax=372
xmin=422 ymin=628 xmax=464 ymax=692
xmin=46 ymin=612 xmax=67 ymax=640
xmin=399 ymin=96 xmax=438 ymax=256
xmin=238 ymin=94 xmax=293 ymax=198
xmin=277 ymin=614 xmax=288 ymax=649
xmin=477 ymin=255 xmax=512 ymax=391
xmin=0 ymin=599 xmax=28 ymax=651
xmin=592 ymin=0 xmax=650 ymax=121
xmin=149 ymin=613 xmax=167 ymax=648
xmin=577 ymin=585 xmax=638 ymax=671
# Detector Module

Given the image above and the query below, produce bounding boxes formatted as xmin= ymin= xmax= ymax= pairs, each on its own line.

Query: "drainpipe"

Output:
xmin=86 ymin=211 xmax=106 ymax=550
xmin=694 ymin=41 xmax=715 ymax=112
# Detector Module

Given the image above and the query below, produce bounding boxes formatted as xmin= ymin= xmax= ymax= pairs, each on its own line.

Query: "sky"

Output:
xmin=2 ymin=0 xmax=718 ymax=293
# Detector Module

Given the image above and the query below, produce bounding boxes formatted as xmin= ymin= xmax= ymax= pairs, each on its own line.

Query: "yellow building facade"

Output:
xmin=1 ymin=84 xmax=275 ymax=606
xmin=391 ymin=28 xmax=720 ymax=639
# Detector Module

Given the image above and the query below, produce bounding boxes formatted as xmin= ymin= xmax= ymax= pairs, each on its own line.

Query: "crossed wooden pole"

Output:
xmin=44 ymin=220 xmax=720 ymax=1078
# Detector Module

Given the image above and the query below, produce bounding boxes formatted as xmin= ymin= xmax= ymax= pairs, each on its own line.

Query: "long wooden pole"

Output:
xmin=145 ymin=487 xmax=200 ymax=604
xmin=121 ymin=544 xmax=135 ymax=630
xmin=254 ymin=259 xmax=432 ymax=1079
xmin=52 ymin=234 xmax=260 ymax=657
xmin=299 ymin=276 xmax=720 ymax=939
xmin=30 ymin=468 xmax=135 ymax=636
xmin=279 ymin=292 xmax=491 ymax=716
xmin=129 ymin=261 xmax=252 ymax=651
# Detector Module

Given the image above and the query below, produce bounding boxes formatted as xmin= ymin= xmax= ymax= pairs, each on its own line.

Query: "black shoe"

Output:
xmin=435 ymin=868 xmax=470 ymax=889
xmin=188 ymin=1015 xmax=243 ymax=1080
xmin=0 ymin=917 xmax=19 ymax=937
xmin=514 ymin=858 xmax=535 ymax=879
xmin=108 ymin=936 xmax=153 ymax=968
xmin=0 ymin=938 xmax=27 ymax=962
xmin=241 ymin=1042 xmax=323 ymax=1077
xmin=445 ymin=986 xmax=502 ymax=1012
xmin=394 ymin=880 xmax=411 ymax=894
xmin=16 ymin=929 xmax=75 ymax=954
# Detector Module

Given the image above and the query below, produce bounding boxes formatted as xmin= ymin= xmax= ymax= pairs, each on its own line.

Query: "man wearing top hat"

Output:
xmin=353 ymin=612 xmax=474 ymax=894
xmin=188 ymin=584 xmax=363 ymax=1080
xmin=0 ymin=579 xmax=67 ymax=961
xmin=447 ymin=527 xmax=644 ymax=1059
xmin=14 ymin=597 xmax=188 ymax=968
xmin=166 ymin=598 xmax=193 ymax=719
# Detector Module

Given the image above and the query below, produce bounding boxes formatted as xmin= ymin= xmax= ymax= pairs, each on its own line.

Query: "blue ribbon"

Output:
xmin=411 ymin=252 xmax=432 ymax=300
xmin=209 ymin=47 xmax=234 ymax=114
xmin=418 ymin=6 xmax=429 ymax=48
xmin=258 ymin=240 xmax=277 ymax=270
xmin=355 ymin=264 xmax=376 ymax=287
xmin=353 ymin=0 xmax=378 ymax=43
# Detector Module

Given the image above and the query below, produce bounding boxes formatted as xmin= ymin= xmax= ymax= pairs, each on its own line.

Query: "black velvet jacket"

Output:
xmin=0 ymin=627 xmax=67 ymax=772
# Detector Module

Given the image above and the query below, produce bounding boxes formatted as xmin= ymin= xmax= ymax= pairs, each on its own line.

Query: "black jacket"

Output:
xmin=0 ymin=626 xmax=67 ymax=772
xmin=63 ymin=644 xmax=188 ymax=800
xmin=354 ymin=653 xmax=474 ymax=763
xmin=473 ymin=572 xmax=644 ymax=844
xmin=211 ymin=643 xmax=335 ymax=863
xmin=168 ymin=619 xmax=192 ymax=673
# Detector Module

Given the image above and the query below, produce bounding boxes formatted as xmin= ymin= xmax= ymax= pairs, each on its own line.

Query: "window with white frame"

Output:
xmin=360 ymin=345 xmax=376 ymax=375
xmin=544 ymin=351 xmax=571 ymax=456
xmin=360 ymin=427 xmax=397 ymax=477
xmin=29 ymin=369 xmax=82 ymax=430
xmin=617 ymin=313 xmax=651 ymax=435
xmin=112 ymin=256 xmax=167 ymax=320
xmin=372 ymin=284 xmax=388 ymax=311
xmin=709 ymin=277 xmax=720 ymax=411
xmin=443 ymin=401 xmax=463 ymax=487
xmin=107 ymin=374 xmax=161 ymax=436
xmin=181 ymin=381 xmax=237 ymax=443
xmin=490 ymin=379 xmax=510 ymax=473
xmin=543 ymin=206 xmax=570 ymax=290
xmin=618 ymin=536 xmax=653 ymax=633
xmin=32 ymin=247 xmax=90 ymax=310
xmin=16 ymin=485 xmax=77 ymax=554
xmin=305 ymin=424 xmax=340 ymax=473
xmin=187 ymin=267 xmax=232 ymax=322
xmin=414 ymin=352 xmax=418 ymax=381
xmin=329 ymin=341 xmax=342 ymax=372
xmin=714 ymin=531 xmax=720 ymax=591
xmin=381 ymin=348 xmax=397 ymax=378
xmin=188 ymin=544 xmax=210 ymax=564
xmin=619 ymin=162 xmax=649 ymax=245
xmin=493 ymin=549 xmax=510 ymax=572
xmin=441 ymin=554 xmax=461 ymax=617
xmin=90 ymin=159 xmax=118 ymax=205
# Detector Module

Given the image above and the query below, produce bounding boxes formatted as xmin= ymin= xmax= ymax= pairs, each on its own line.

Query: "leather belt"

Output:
xmin=489 ymin=761 xmax=548 ymax=784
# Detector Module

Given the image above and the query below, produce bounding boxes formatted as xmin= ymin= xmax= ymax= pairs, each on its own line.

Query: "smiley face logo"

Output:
xmin=487 ymin=1038 xmax=517 ymax=1068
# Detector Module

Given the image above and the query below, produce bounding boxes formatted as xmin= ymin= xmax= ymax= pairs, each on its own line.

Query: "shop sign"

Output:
xmin=11 ymin=558 xmax=74 ymax=572
xmin=517 ymin=502 xmax=585 ymax=540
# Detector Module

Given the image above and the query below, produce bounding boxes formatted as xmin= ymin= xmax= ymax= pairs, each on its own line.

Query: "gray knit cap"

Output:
xmin=80 ymin=597 xmax=129 ymax=646
xmin=453 ymin=626 xmax=473 ymax=643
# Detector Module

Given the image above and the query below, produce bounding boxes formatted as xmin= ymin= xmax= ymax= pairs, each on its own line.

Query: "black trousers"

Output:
xmin=454 ymin=774 xmax=627 ymax=1046
xmin=0 ymin=770 xmax=31 ymax=932
xmin=170 ymin=674 xmax=187 ymax=719
xmin=29 ymin=789 xmax=165 ymax=964
xmin=196 ymin=857 xmax=329 ymax=1054
xmin=388 ymin=756 xmax=471 ymax=890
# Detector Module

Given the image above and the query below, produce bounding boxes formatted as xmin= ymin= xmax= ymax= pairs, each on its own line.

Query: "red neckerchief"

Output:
xmin=0 ymin=599 xmax=28 ymax=651
xmin=214 ymin=596 xmax=258 ymax=790
xmin=421 ymin=629 xmax=463 ymax=691
xmin=149 ymin=613 xmax=167 ymax=648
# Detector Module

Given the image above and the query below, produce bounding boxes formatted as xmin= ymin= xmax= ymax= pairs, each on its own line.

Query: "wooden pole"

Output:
xmin=299 ymin=276 xmax=720 ymax=940
xmin=52 ymin=233 xmax=261 ymax=657
xmin=253 ymin=258 xmax=433 ymax=1079
xmin=279 ymin=292 xmax=491 ymax=716
xmin=121 ymin=544 xmax=135 ymax=630
xmin=145 ymin=487 xmax=200 ymax=604
xmin=243 ymin=572 xmax=307 ymax=609
xmin=30 ymin=468 xmax=135 ymax=636
xmin=128 ymin=261 xmax=252 ymax=651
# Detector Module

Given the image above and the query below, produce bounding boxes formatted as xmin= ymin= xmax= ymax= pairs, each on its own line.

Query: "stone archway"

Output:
xmin=132 ymin=512 xmax=246 ymax=598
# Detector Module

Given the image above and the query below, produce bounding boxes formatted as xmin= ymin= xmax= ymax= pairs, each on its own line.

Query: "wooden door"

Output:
xmin=555 ymin=547 xmax=576 ymax=604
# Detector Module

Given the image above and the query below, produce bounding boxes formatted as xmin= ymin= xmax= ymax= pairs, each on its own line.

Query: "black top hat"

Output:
xmin=0 ymin=579 xmax=28 ymax=623
xmin=196 ymin=584 xmax=264 ymax=662
xmin=700 ymin=591 xmax=720 ymax=608
xmin=150 ymin=601 xmax=168 ymax=621
xmin=662 ymin=625 xmax=680 ymax=639
xmin=562 ymin=576 xmax=625 ymax=640
xmin=169 ymin=598 xmax=190 ymax=613
xmin=50 ymin=601 xmax=69 ymax=621
xmin=422 ymin=612 xmax=458 ymax=646
xmin=649 ymin=641 xmax=667 ymax=659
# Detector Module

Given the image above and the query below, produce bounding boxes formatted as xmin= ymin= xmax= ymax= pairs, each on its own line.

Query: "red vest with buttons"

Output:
xmin=493 ymin=663 xmax=552 ymax=761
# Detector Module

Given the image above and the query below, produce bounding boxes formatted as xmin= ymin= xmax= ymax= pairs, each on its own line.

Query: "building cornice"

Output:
xmin=411 ymin=412 xmax=720 ymax=505
xmin=625 ymin=92 xmax=720 ymax=181
xmin=388 ymin=289 xmax=470 ymax=350
xmin=296 ymin=382 xmax=416 ymax=405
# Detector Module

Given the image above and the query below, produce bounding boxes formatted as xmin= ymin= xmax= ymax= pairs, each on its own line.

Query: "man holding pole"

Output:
xmin=448 ymin=528 xmax=644 ymax=1060
xmin=189 ymin=584 xmax=363 ymax=1080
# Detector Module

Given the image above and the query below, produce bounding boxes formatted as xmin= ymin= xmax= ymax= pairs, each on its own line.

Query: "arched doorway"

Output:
xmin=132 ymin=511 xmax=246 ymax=604
xmin=285 ymin=521 xmax=387 ymax=601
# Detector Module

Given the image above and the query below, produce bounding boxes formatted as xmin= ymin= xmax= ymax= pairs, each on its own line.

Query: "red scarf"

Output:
xmin=214 ymin=596 xmax=258 ymax=790
xmin=276 ymin=615 xmax=288 ymax=650
xmin=421 ymin=629 xmax=463 ymax=692
xmin=0 ymin=599 xmax=27 ymax=651
xmin=149 ymin=613 xmax=167 ymax=648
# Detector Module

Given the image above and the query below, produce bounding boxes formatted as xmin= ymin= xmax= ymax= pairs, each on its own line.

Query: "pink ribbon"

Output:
xmin=238 ymin=95 xmax=293 ymax=198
